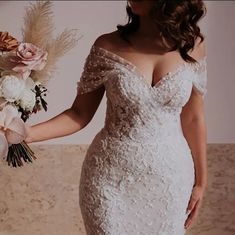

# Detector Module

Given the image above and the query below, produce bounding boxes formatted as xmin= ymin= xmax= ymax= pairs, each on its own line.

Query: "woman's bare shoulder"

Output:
xmin=93 ymin=30 xmax=121 ymax=50
xmin=189 ymin=37 xmax=207 ymax=61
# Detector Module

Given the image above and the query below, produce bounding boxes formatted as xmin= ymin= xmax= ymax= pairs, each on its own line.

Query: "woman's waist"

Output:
xmin=102 ymin=119 xmax=185 ymax=142
xmin=84 ymin=128 xmax=193 ymax=177
xmin=89 ymin=124 xmax=191 ymax=154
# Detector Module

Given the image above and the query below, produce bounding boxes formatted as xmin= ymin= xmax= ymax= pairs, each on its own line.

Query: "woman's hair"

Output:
xmin=117 ymin=0 xmax=207 ymax=63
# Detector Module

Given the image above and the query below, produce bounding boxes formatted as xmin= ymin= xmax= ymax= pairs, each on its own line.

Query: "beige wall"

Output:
xmin=0 ymin=1 xmax=234 ymax=144
xmin=205 ymin=1 xmax=235 ymax=143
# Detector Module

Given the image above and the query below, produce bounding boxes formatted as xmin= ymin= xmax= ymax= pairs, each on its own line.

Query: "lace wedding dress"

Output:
xmin=77 ymin=44 xmax=207 ymax=235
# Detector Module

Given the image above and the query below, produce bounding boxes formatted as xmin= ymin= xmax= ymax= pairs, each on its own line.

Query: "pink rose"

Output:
xmin=9 ymin=42 xmax=48 ymax=79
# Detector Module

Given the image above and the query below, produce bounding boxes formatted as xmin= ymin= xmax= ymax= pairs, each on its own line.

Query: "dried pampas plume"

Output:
xmin=22 ymin=0 xmax=81 ymax=84
xmin=22 ymin=0 xmax=54 ymax=48
xmin=31 ymin=28 xmax=82 ymax=84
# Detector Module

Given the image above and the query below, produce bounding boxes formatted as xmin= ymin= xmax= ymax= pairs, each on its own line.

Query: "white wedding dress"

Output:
xmin=77 ymin=44 xmax=207 ymax=235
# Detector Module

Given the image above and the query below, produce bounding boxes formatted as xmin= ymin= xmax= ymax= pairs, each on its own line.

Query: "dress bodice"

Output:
xmin=77 ymin=44 xmax=207 ymax=140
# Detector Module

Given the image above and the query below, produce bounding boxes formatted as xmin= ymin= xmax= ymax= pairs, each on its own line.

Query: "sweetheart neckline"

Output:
xmin=91 ymin=44 xmax=206 ymax=90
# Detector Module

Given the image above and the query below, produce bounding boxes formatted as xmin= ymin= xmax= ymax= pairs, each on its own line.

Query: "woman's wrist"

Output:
xmin=24 ymin=124 xmax=35 ymax=143
xmin=195 ymin=169 xmax=208 ymax=190
xmin=194 ymin=181 xmax=207 ymax=190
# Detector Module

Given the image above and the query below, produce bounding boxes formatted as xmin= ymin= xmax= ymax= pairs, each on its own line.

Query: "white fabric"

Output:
xmin=78 ymin=45 xmax=207 ymax=235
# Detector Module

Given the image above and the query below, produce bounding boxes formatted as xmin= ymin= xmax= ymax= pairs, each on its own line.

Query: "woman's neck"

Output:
xmin=136 ymin=15 xmax=160 ymax=39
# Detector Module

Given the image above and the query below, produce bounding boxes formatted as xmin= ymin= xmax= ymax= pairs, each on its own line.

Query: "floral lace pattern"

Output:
xmin=78 ymin=44 xmax=207 ymax=235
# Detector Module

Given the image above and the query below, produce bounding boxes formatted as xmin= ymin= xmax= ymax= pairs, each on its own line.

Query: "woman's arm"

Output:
xmin=183 ymin=38 xmax=208 ymax=189
xmin=181 ymin=90 xmax=208 ymax=189
xmin=25 ymin=35 xmax=111 ymax=143
xmin=25 ymin=85 xmax=105 ymax=143
xmin=181 ymin=38 xmax=208 ymax=229
xmin=181 ymin=87 xmax=208 ymax=229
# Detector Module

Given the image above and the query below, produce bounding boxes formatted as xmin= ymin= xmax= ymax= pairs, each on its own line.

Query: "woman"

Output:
xmin=26 ymin=0 xmax=208 ymax=234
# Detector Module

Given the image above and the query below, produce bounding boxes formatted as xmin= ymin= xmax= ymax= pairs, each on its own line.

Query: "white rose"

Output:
xmin=19 ymin=89 xmax=36 ymax=111
xmin=0 ymin=75 xmax=25 ymax=102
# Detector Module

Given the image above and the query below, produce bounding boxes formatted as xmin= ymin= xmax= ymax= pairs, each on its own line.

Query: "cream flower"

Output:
xmin=19 ymin=89 xmax=36 ymax=111
xmin=0 ymin=75 xmax=25 ymax=102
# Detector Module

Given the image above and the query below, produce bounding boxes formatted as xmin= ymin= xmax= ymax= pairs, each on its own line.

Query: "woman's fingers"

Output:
xmin=184 ymin=199 xmax=202 ymax=229
xmin=184 ymin=185 xmax=205 ymax=229
xmin=186 ymin=192 xmax=198 ymax=214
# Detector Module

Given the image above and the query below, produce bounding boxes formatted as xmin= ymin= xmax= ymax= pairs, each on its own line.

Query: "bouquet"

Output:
xmin=0 ymin=1 xmax=80 ymax=167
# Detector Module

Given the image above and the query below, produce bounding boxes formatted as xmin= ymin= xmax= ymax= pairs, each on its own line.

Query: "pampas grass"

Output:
xmin=22 ymin=0 xmax=81 ymax=84
xmin=22 ymin=0 xmax=54 ymax=49
xmin=30 ymin=28 xmax=81 ymax=84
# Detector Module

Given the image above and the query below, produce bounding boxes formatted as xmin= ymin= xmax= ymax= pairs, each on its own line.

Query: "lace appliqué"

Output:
xmin=76 ymin=46 xmax=113 ymax=94
xmin=191 ymin=57 xmax=207 ymax=97
xmin=78 ymin=44 xmax=206 ymax=235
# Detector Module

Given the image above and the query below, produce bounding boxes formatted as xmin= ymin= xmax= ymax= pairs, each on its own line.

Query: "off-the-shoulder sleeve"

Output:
xmin=76 ymin=45 xmax=108 ymax=95
xmin=192 ymin=57 xmax=208 ymax=97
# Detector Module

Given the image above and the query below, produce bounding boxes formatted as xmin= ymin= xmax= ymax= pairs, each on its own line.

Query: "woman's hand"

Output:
xmin=184 ymin=185 xmax=206 ymax=229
